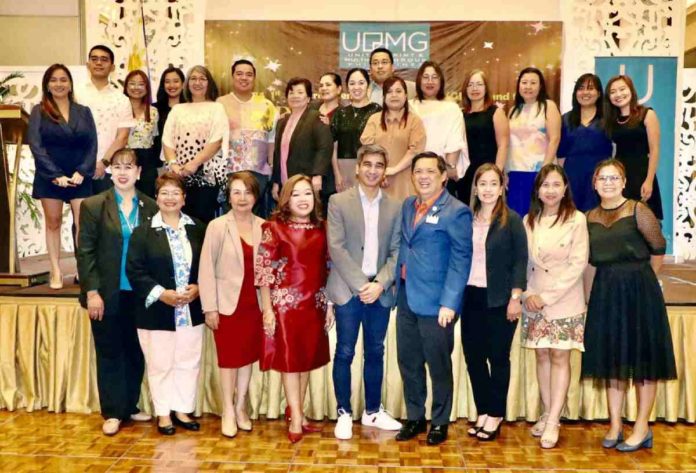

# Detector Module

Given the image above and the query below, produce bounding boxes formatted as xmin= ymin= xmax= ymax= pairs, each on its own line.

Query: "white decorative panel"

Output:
xmin=561 ymin=0 xmax=682 ymax=112
xmin=84 ymin=0 xmax=203 ymax=89
xmin=675 ymin=69 xmax=696 ymax=260
xmin=1 ymin=66 xmax=88 ymax=257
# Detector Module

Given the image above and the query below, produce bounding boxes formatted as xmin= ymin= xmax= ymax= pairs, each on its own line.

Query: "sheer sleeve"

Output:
xmin=255 ymin=222 xmax=281 ymax=287
xmin=635 ymin=201 xmax=666 ymax=255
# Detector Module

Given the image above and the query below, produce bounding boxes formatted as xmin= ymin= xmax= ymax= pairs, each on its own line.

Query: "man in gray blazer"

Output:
xmin=327 ymin=144 xmax=403 ymax=440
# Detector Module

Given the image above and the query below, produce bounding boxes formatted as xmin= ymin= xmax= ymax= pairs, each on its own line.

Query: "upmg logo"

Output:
xmin=339 ymin=23 xmax=430 ymax=69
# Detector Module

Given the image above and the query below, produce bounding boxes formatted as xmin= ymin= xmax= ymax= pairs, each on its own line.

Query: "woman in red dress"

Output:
xmin=199 ymin=171 xmax=265 ymax=438
xmin=255 ymin=174 xmax=333 ymax=443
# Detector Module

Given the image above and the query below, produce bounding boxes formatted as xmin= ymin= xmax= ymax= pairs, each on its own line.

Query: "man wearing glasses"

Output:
xmin=75 ymin=45 xmax=134 ymax=193
xmin=367 ymin=48 xmax=416 ymax=105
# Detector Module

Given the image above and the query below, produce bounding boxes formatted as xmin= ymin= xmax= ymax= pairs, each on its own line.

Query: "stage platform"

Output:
xmin=1 ymin=255 xmax=695 ymax=424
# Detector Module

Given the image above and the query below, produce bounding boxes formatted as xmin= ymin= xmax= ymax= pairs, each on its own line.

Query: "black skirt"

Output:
xmin=581 ymin=261 xmax=676 ymax=381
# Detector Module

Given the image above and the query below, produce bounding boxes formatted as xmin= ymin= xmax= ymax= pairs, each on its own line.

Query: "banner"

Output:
xmin=595 ymin=57 xmax=677 ymax=253
xmin=204 ymin=20 xmax=562 ymax=111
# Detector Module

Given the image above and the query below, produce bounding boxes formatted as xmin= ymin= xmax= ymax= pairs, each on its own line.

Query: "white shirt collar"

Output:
xmin=151 ymin=211 xmax=195 ymax=230
xmin=358 ymin=185 xmax=382 ymax=205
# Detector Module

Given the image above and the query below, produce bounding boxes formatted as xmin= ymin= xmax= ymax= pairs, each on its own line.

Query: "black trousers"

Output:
xmin=183 ymin=184 xmax=220 ymax=224
xmin=396 ymin=284 xmax=456 ymax=426
xmin=460 ymin=285 xmax=517 ymax=418
xmin=90 ymin=291 xmax=144 ymax=420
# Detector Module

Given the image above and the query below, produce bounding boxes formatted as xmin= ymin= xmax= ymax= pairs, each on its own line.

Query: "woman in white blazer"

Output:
xmin=199 ymin=171 xmax=265 ymax=438
xmin=520 ymin=164 xmax=589 ymax=449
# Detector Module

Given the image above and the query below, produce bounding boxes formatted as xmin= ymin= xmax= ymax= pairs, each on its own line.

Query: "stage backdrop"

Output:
xmin=204 ymin=21 xmax=563 ymax=110
xmin=595 ymin=57 xmax=677 ymax=254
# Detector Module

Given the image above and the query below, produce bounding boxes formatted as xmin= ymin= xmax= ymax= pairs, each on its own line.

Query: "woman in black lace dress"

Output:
xmin=582 ymin=159 xmax=676 ymax=452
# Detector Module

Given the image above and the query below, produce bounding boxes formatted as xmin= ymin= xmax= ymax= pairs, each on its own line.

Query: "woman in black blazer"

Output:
xmin=460 ymin=163 xmax=528 ymax=441
xmin=77 ymin=148 xmax=157 ymax=436
xmin=126 ymin=171 xmax=207 ymax=436
xmin=271 ymin=77 xmax=333 ymax=204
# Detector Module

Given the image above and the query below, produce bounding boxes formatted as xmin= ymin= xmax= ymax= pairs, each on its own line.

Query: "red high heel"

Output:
xmin=301 ymin=423 xmax=323 ymax=433
xmin=285 ymin=405 xmax=291 ymax=423
xmin=287 ymin=428 xmax=303 ymax=443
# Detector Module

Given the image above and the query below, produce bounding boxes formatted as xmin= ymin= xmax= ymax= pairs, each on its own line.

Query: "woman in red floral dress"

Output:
xmin=255 ymin=174 xmax=333 ymax=443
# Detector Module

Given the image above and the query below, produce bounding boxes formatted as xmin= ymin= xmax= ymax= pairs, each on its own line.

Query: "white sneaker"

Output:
xmin=334 ymin=411 xmax=353 ymax=440
xmin=361 ymin=407 xmax=402 ymax=431
xmin=102 ymin=418 xmax=121 ymax=436
xmin=130 ymin=411 xmax=152 ymax=422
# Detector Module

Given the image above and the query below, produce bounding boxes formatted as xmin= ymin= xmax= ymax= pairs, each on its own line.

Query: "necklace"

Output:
xmin=617 ymin=115 xmax=630 ymax=125
xmin=122 ymin=205 xmax=139 ymax=233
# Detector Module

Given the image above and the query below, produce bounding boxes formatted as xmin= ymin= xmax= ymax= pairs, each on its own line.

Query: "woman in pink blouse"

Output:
xmin=360 ymin=76 xmax=426 ymax=201
xmin=520 ymin=164 xmax=589 ymax=449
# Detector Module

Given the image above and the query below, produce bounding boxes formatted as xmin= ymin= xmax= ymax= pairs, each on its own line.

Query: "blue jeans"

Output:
xmin=332 ymin=296 xmax=390 ymax=415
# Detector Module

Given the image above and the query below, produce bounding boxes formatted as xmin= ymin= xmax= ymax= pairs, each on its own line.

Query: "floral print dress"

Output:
xmin=254 ymin=219 xmax=330 ymax=372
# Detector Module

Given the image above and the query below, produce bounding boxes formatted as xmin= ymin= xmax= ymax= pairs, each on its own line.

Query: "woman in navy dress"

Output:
xmin=558 ymin=74 xmax=612 ymax=212
xmin=28 ymin=64 xmax=97 ymax=289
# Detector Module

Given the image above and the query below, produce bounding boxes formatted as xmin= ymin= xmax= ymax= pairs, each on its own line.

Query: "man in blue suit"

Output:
xmin=394 ymin=152 xmax=473 ymax=445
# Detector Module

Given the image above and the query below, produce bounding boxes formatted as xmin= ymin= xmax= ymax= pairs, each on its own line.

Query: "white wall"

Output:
xmin=206 ymin=0 xmax=560 ymax=21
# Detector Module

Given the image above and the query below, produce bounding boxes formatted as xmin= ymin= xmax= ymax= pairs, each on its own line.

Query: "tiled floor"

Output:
xmin=0 ymin=410 xmax=693 ymax=472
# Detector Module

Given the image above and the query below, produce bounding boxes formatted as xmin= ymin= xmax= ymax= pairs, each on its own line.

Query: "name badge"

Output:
xmin=425 ymin=214 xmax=439 ymax=224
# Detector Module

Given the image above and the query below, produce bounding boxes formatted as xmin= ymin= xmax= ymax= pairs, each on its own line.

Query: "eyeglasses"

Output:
xmin=159 ymin=191 xmax=184 ymax=197
xmin=189 ymin=77 xmax=209 ymax=83
xmin=596 ymin=175 xmax=622 ymax=183
xmin=127 ymin=83 xmax=146 ymax=89
xmin=467 ymin=82 xmax=485 ymax=89
xmin=371 ymin=60 xmax=392 ymax=67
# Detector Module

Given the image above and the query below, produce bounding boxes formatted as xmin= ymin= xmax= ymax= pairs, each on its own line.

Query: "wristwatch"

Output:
xmin=511 ymin=293 xmax=521 ymax=301
xmin=101 ymin=158 xmax=110 ymax=167
xmin=446 ymin=162 xmax=456 ymax=170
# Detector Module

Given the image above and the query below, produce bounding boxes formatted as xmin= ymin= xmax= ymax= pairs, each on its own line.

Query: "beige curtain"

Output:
xmin=1 ymin=296 xmax=692 ymax=422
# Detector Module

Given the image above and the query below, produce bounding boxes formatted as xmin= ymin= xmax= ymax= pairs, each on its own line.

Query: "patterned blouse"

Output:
xmin=145 ymin=211 xmax=195 ymax=327
xmin=162 ymin=102 xmax=229 ymax=187
xmin=128 ymin=107 xmax=159 ymax=149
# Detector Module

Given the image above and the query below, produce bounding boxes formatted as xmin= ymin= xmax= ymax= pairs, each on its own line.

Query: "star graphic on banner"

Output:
xmin=529 ymin=21 xmax=549 ymax=34
xmin=495 ymin=101 xmax=506 ymax=109
xmin=264 ymin=60 xmax=281 ymax=72
xmin=272 ymin=79 xmax=283 ymax=86
xmin=266 ymin=85 xmax=276 ymax=92
xmin=483 ymin=41 xmax=494 ymax=49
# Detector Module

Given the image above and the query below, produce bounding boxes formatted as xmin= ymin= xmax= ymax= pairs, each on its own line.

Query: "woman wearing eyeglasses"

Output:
xmin=124 ymin=70 xmax=160 ymax=198
xmin=460 ymin=69 xmax=509 ymax=204
xmin=582 ymin=159 xmax=675 ymax=452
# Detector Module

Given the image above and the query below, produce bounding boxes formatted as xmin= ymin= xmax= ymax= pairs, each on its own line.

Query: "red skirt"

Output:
xmin=214 ymin=241 xmax=262 ymax=368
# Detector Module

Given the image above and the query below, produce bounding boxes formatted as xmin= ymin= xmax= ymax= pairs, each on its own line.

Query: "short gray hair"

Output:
xmin=356 ymin=144 xmax=388 ymax=166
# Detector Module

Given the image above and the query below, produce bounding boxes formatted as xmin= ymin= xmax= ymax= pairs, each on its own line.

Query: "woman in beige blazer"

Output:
xmin=199 ymin=171 xmax=265 ymax=438
xmin=520 ymin=164 xmax=589 ymax=449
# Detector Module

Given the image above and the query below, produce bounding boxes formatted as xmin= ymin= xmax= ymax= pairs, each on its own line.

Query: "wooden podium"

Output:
xmin=0 ymin=104 xmax=49 ymax=286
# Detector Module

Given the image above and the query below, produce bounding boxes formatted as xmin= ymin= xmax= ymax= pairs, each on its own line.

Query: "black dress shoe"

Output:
xmin=171 ymin=413 xmax=200 ymax=431
xmin=426 ymin=424 xmax=448 ymax=445
xmin=158 ymin=424 xmax=176 ymax=435
xmin=395 ymin=420 xmax=427 ymax=441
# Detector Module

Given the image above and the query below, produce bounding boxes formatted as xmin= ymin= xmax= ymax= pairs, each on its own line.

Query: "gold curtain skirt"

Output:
xmin=0 ymin=295 xmax=692 ymax=422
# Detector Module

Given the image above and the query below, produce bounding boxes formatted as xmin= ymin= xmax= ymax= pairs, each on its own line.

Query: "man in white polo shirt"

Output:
xmin=75 ymin=45 xmax=133 ymax=194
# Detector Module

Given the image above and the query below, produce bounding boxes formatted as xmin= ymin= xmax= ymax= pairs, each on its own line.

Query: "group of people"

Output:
xmin=26 ymin=43 xmax=674 ymax=452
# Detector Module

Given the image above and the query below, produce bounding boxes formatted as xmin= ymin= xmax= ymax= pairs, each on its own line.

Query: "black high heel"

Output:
xmin=467 ymin=425 xmax=484 ymax=437
xmin=171 ymin=412 xmax=200 ymax=431
xmin=477 ymin=419 xmax=503 ymax=441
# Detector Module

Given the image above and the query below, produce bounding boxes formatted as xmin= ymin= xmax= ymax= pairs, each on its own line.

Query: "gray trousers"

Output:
xmin=396 ymin=284 xmax=456 ymax=426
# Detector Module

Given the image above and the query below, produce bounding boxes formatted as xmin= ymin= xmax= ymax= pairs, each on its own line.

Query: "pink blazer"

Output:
xmin=523 ymin=210 xmax=589 ymax=320
xmin=198 ymin=212 xmax=264 ymax=315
